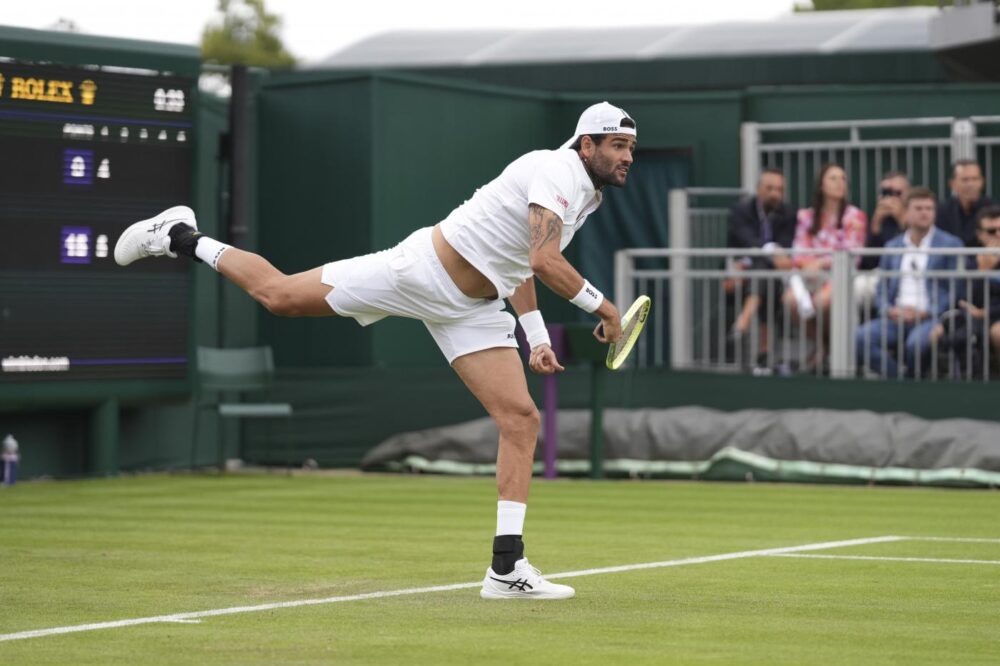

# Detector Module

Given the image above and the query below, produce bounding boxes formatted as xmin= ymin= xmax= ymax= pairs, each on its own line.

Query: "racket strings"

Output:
xmin=608 ymin=298 xmax=651 ymax=369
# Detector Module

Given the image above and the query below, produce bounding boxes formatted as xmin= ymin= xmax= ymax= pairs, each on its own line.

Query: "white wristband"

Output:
xmin=570 ymin=280 xmax=604 ymax=313
xmin=518 ymin=310 xmax=551 ymax=349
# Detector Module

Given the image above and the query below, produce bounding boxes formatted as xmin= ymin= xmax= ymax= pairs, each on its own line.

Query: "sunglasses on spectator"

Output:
xmin=980 ymin=227 xmax=1000 ymax=236
xmin=880 ymin=188 xmax=905 ymax=197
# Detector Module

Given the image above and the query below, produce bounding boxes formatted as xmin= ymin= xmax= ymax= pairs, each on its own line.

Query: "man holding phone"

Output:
xmin=861 ymin=171 xmax=909 ymax=271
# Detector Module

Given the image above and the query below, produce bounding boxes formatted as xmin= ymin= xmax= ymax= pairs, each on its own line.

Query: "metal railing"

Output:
xmin=972 ymin=116 xmax=1000 ymax=199
xmin=670 ymin=188 xmax=746 ymax=251
xmin=614 ymin=246 xmax=1000 ymax=382
xmin=741 ymin=116 xmax=1000 ymax=212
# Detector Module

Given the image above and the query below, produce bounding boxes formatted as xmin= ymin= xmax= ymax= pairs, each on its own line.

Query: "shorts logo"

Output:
xmin=507 ymin=333 xmax=515 ymax=339
xmin=555 ymin=194 xmax=569 ymax=209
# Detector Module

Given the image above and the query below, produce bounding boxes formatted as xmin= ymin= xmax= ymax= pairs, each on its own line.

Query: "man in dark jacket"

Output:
xmin=860 ymin=171 xmax=908 ymax=271
xmin=933 ymin=205 xmax=1000 ymax=378
xmin=729 ymin=168 xmax=797 ymax=268
xmin=936 ymin=159 xmax=992 ymax=247
xmin=727 ymin=168 xmax=796 ymax=340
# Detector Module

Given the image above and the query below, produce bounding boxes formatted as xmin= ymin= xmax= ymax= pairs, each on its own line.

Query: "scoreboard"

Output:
xmin=0 ymin=58 xmax=195 ymax=383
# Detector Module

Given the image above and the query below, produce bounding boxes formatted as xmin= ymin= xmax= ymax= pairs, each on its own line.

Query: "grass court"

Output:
xmin=3 ymin=473 xmax=999 ymax=664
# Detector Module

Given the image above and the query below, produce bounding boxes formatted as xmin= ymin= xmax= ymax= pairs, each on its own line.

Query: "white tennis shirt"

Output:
xmin=439 ymin=148 xmax=603 ymax=300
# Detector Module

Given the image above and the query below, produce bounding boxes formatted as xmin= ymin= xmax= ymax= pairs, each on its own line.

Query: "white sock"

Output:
xmin=194 ymin=236 xmax=232 ymax=271
xmin=496 ymin=500 xmax=526 ymax=536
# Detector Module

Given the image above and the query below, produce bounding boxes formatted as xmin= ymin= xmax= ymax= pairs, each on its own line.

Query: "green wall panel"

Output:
xmin=256 ymin=77 xmax=376 ymax=366
xmin=747 ymin=83 xmax=1000 ymax=123
xmin=397 ymin=52 xmax=950 ymax=94
xmin=0 ymin=411 xmax=87 ymax=478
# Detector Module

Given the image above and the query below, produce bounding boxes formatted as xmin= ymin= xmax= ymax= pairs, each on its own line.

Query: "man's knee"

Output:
xmin=254 ymin=276 xmax=301 ymax=317
xmin=496 ymin=402 xmax=541 ymax=441
xmin=905 ymin=328 xmax=932 ymax=355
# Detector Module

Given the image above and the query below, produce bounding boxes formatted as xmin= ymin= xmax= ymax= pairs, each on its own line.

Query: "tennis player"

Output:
xmin=116 ymin=102 xmax=636 ymax=599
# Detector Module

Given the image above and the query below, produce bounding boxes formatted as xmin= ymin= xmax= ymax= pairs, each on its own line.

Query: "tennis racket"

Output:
xmin=605 ymin=295 xmax=651 ymax=370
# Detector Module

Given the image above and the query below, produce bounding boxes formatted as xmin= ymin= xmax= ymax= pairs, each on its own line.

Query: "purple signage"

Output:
xmin=63 ymin=149 xmax=94 ymax=185
xmin=61 ymin=226 xmax=92 ymax=264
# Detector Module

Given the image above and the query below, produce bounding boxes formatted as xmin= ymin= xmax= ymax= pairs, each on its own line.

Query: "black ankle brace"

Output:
xmin=168 ymin=223 xmax=203 ymax=262
xmin=492 ymin=535 xmax=524 ymax=575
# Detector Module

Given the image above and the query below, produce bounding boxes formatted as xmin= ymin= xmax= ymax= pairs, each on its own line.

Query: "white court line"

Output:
xmin=900 ymin=536 xmax=1000 ymax=544
xmin=770 ymin=553 xmax=1000 ymax=566
xmin=0 ymin=535 xmax=901 ymax=643
xmin=543 ymin=535 xmax=905 ymax=580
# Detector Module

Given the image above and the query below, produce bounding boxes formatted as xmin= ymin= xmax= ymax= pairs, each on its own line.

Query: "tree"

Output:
xmin=201 ymin=0 xmax=296 ymax=68
xmin=796 ymin=0 xmax=953 ymax=10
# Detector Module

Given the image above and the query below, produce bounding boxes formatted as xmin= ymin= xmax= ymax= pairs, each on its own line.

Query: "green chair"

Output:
xmin=191 ymin=346 xmax=293 ymax=470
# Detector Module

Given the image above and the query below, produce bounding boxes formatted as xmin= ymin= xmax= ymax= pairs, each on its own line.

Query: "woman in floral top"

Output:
xmin=785 ymin=163 xmax=867 ymax=368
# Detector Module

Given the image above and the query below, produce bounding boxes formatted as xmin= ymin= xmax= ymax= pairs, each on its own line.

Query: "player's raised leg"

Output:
xmin=213 ymin=254 xmax=333 ymax=317
xmin=451 ymin=347 xmax=574 ymax=600
xmin=115 ymin=206 xmax=334 ymax=317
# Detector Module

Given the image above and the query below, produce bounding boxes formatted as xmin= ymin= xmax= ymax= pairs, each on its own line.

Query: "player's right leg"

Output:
xmin=114 ymin=206 xmax=335 ymax=317
xmin=215 ymin=253 xmax=333 ymax=317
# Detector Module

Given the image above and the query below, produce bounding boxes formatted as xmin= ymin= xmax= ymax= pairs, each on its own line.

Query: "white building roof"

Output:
xmin=313 ymin=7 xmax=938 ymax=69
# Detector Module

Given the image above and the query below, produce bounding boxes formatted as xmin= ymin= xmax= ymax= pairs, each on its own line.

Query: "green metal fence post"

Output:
xmin=89 ymin=397 xmax=119 ymax=476
xmin=590 ymin=361 xmax=606 ymax=479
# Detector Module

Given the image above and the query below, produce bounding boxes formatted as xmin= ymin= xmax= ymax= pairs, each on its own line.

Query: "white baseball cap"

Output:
xmin=560 ymin=101 xmax=636 ymax=149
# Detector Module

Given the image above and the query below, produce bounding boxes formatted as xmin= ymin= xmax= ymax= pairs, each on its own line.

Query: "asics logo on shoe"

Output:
xmin=148 ymin=218 xmax=185 ymax=233
xmin=489 ymin=576 xmax=533 ymax=591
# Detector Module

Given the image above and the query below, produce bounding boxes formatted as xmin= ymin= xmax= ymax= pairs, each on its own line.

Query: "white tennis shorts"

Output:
xmin=320 ymin=227 xmax=518 ymax=364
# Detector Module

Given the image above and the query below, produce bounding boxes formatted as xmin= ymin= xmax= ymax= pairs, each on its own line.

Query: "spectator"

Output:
xmin=727 ymin=168 xmax=796 ymax=340
xmin=936 ymin=159 xmax=992 ymax=247
xmin=855 ymin=187 xmax=964 ymax=379
xmin=860 ymin=171 xmax=909 ymax=271
xmin=932 ymin=205 xmax=1000 ymax=378
xmin=785 ymin=164 xmax=867 ymax=369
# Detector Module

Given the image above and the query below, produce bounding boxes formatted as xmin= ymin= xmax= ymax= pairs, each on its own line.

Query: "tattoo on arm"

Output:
xmin=529 ymin=204 xmax=562 ymax=251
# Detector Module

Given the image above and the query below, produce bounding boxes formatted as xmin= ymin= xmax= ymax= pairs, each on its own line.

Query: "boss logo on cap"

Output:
xmin=603 ymin=126 xmax=618 ymax=132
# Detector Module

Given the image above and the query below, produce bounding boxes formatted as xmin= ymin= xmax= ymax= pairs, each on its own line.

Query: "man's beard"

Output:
xmin=589 ymin=154 xmax=626 ymax=189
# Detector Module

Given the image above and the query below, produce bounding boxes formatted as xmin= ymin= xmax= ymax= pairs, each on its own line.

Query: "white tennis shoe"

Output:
xmin=480 ymin=558 xmax=575 ymax=600
xmin=114 ymin=205 xmax=198 ymax=266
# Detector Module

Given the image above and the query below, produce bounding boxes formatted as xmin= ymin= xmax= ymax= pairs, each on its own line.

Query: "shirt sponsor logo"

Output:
xmin=555 ymin=194 xmax=569 ymax=209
